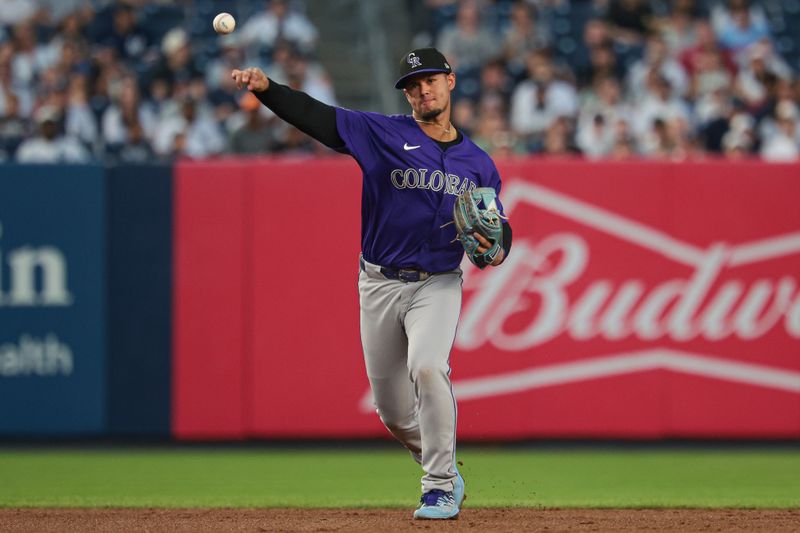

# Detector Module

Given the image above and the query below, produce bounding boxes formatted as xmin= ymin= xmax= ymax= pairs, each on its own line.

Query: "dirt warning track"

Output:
xmin=1 ymin=508 xmax=799 ymax=532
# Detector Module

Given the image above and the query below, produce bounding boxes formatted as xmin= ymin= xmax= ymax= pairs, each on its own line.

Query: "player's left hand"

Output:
xmin=474 ymin=232 xmax=504 ymax=266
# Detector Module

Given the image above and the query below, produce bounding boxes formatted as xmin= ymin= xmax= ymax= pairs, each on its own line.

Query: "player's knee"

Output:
xmin=408 ymin=363 xmax=449 ymax=385
xmin=378 ymin=412 xmax=417 ymax=433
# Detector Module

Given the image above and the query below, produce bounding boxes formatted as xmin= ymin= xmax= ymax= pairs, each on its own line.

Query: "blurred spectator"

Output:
xmin=273 ymin=125 xmax=317 ymax=156
xmin=638 ymin=115 xmax=696 ymax=159
xmin=436 ymin=0 xmax=500 ymax=72
xmin=631 ymin=71 xmax=689 ymax=136
xmin=168 ymin=131 xmax=187 ymax=159
xmin=43 ymin=13 xmax=92 ymax=69
xmin=510 ymin=49 xmax=578 ymax=146
xmin=15 ymin=105 xmax=91 ymax=163
xmin=501 ymin=1 xmax=550 ymax=75
xmin=576 ymin=76 xmax=633 ymax=158
xmin=642 ymin=114 xmax=668 ymax=157
xmin=573 ymin=19 xmax=625 ymax=88
xmin=91 ymin=4 xmax=151 ymax=64
xmin=757 ymin=78 xmax=800 ymax=139
xmin=251 ymin=48 xmax=333 ymax=156
xmin=452 ymin=98 xmax=477 ymax=136
xmin=152 ymin=98 xmax=226 ymax=159
xmin=609 ymin=118 xmax=638 ymax=159
xmin=606 ymin=0 xmax=655 ymax=47
xmin=539 ymin=116 xmax=579 ymax=157
xmin=184 ymin=77 xmax=217 ymax=118
xmin=203 ymin=38 xmax=242 ymax=133
xmin=284 ymin=51 xmax=337 ymax=106
xmin=721 ymin=110 xmax=757 ymax=157
xmin=631 ymin=72 xmax=691 ymax=145
xmin=0 ymin=42 xmax=20 ymax=115
xmin=712 ymin=0 xmax=771 ymax=56
xmin=627 ymin=35 xmax=689 ymax=101
xmin=113 ymin=120 xmax=157 ymax=164
xmin=0 ymin=0 xmax=38 ymax=27
xmin=260 ymin=38 xmax=293 ymax=85
xmin=228 ymin=92 xmax=277 ymax=155
xmin=733 ymin=41 xmax=792 ymax=113
xmin=686 ymin=44 xmax=733 ymax=102
xmin=149 ymin=28 xmax=202 ymax=88
xmin=239 ymin=0 xmax=318 ymax=56
xmin=206 ymin=37 xmax=245 ymax=92
xmin=64 ymin=73 xmax=98 ymax=149
xmin=50 ymin=39 xmax=92 ymax=81
xmin=760 ymin=101 xmax=800 ymax=161
xmin=694 ymin=86 xmax=734 ymax=152
xmin=680 ymin=21 xmax=737 ymax=100
xmin=404 ymin=0 xmax=443 ymax=48
xmin=143 ymin=76 xmax=176 ymax=124
xmin=474 ymin=58 xmax=513 ymax=107
xmin=36 ymin=0 xmax=87 ymax=26
xmin=654 ymin=0 xmax=705 ymax=55
xmin=85 ymin=43 xmax=129 ymax=126
xmin=577 ymin=112 xmax=618 ymax=158
xmin=0 ymin=91 xmax=27 ymax=161
xmin=9 ymin=22 xmax=50 ymax=95
xmin=471 ymin=95 xmax=525 ymax=157
xmin=102 ymin=74 xmax=156 ymax=147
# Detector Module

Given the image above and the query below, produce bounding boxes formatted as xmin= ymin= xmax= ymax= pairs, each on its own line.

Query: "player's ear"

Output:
xmin=447 ymin=72 xmax=456 ymax=91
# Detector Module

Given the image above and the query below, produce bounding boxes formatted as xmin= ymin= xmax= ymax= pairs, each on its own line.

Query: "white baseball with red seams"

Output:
xmin=212 ymin=13 xmax=235 ymax=34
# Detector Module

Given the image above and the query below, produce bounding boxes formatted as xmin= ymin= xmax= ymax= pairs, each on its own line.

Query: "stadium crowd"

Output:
xmin=0 ymin=0 xmax=798 ymax=163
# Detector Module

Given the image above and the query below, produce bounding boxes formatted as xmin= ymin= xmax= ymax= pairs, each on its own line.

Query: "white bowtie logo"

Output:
xmin=403 ymin=142 xmax=421 ymax=151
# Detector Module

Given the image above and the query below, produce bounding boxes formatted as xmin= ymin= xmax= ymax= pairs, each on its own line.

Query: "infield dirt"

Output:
xmin=1 ymin=508 xmax=799 ymax=532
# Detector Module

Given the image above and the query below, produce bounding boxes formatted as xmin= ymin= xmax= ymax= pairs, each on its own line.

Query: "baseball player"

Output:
xmin=232 ymin=47 xmax=512 ymax=520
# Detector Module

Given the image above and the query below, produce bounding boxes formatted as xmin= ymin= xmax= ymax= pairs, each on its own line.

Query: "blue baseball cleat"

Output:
xmin=413 ymin=489 xmax=459 ymax=520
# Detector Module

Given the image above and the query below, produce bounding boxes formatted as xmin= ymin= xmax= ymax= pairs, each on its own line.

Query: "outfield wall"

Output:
xmin=0 ymin=164 xmax=172 ymax=437
xmin=1 ymin=159 xmax=799 ymax=439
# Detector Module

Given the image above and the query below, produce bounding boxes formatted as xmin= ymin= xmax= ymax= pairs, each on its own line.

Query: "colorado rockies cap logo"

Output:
xmin=407 ymin=52 xmax=422 ymax=69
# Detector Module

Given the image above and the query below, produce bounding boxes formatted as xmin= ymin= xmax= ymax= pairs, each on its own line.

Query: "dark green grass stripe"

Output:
xmin=0 ymin=449 xmax=798 ymax=508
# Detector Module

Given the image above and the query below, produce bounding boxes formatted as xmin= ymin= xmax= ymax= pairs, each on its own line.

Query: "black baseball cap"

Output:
xmin=394 ymin=47 xmax=452 ymax=89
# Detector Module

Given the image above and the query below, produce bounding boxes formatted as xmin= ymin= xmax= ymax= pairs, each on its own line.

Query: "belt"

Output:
xmin=360 ymin=257 xmax=432 ymax=282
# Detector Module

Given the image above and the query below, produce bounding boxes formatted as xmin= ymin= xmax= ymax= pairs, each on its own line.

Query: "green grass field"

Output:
xmin=1 ymin=447 xmax=798 ymax=508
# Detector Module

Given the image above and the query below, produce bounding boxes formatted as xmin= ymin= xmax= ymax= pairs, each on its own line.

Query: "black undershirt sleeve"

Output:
xmin=252 ymin=79 xmax=345 ymax=150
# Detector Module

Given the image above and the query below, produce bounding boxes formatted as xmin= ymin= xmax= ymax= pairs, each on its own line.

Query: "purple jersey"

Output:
xmin=335 ymin=108 xmax=505 ymax=272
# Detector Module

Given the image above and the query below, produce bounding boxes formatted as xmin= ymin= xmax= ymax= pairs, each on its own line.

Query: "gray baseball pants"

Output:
xmin=358 ymin=256 xmax=462 ymax=494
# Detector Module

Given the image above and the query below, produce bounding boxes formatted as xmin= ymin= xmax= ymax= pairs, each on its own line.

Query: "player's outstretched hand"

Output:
xmin=231 ymin=67 xmax=269 ymax=92
xmin=474 ymin=232 xmax=505 ymax=266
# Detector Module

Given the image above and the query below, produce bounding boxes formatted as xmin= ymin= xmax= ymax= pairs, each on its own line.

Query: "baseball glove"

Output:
xmin=452 ymin=187 xmax=504 ymax=268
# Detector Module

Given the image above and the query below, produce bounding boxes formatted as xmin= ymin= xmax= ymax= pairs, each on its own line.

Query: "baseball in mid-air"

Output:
xmin=213 ymin=12 xmax=236 ymax=34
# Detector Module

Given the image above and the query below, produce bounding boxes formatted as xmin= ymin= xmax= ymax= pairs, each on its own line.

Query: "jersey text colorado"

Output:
xmin=390 ymin=168 xmax=477 ymax=195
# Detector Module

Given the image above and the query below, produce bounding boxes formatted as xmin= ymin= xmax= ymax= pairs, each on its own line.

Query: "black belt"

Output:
xmin=360 ymin=257 xmax=432 ymax=282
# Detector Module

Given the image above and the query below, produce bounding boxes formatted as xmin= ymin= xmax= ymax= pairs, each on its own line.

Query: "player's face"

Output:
xmin=403 ymin=72 xmax=456 ymax=120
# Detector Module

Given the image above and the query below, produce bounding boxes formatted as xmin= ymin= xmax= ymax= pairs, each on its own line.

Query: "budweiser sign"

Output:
xmin=462 ymin=182 xmax=800 ymax=347
xmin=451 ymin=180 xmax=800 ymax=404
